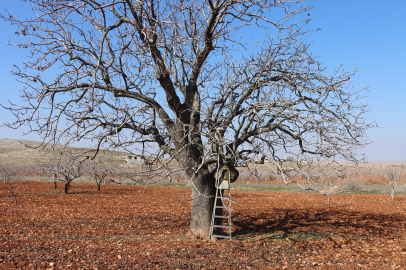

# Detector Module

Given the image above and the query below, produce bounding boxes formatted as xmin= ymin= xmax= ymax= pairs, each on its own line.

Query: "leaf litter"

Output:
xmin=1 ymin=181 xmax=406 ymax=269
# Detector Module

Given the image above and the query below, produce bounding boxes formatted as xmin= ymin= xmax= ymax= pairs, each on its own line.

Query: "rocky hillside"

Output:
xmin=0 ymin=139 xmax=128 ymax=164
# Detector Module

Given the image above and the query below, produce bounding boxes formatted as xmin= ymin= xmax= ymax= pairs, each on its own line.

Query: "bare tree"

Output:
xmin=88 ymin=154 xmax=115 ymax=191
xmin=380 ymin=166 xmax=405 ymax=202
xmin=320 ymin=167 xmax=345 ymax=208
xmin=1 ymin=0 xmax=374 ymax=239
xmin=42 ymin=150 xmax=88 ymax=194
xmin=0 ymin=163 xmax=22 ymax=205
xmin=266 ymin=156 xmax=360 ymax=208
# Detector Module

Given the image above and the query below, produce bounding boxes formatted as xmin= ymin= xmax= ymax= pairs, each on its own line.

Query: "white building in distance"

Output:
xmin=126 ymin=156 xmax=149 ymax=165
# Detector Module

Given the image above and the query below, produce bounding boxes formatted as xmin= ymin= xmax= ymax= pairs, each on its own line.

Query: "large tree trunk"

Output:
xmin=185 ymin=167 xmax=219 ymax=239
xmin=185 ymin=164 xmax=239 ymax=240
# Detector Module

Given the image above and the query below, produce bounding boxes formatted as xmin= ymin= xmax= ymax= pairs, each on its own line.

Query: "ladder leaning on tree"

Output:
xmin=209 ymin=169 xmax=233 ymax=240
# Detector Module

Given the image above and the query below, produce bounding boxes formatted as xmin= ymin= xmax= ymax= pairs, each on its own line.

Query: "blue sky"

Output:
xmin=0 ymin=0 xmax=405 ymax=162
xmin=305 ymin=0 xmax=406 ymax=162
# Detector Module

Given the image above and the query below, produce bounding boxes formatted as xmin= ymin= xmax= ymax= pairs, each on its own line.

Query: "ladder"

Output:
xmin=209 ymin=176 xmax=232 ymax=240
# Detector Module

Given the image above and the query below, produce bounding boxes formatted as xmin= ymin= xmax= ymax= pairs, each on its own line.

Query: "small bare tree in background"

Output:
xmin=267 ymin=155 xmax=360 ymax=208
xmin=380 ymin=165 xmax=405 ymax=201
xmin=0 ymin=163 xmax=22 ymax=205
xmin=321 ymin=168 xmax=347 ymax=208
xmin=42 ymin=150 xmax=88 ymax=194
xmin=88 ymin=155 xmax=115 ymax=191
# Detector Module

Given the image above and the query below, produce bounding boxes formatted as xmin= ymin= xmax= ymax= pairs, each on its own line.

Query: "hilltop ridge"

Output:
xmin=0 ymin=139 xmax=128 ymax=164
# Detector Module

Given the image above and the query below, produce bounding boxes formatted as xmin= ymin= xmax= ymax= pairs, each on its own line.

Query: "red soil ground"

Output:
xmin=1 ymin=181 xmax=406 ymax=269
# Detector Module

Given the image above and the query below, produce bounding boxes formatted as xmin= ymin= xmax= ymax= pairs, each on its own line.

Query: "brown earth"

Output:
xmin=1 ymin=181 xmax=406 ymax=269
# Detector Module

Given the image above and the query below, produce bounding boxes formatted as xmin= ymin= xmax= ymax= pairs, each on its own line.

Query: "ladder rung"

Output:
xmin=216 ymin=185 xmax=230 ymax=189
xmin=212 ymin=225 xmax=231 ymax=228
xmin=211 ymin=234 xmax=231 ymax=239
xmin=217 ymin=197 xmax=230 ymax=200
xmin=214 ymin=206 xmax=230 ymax=209
xmin=214 ymin=215 xmax=231 ymax=219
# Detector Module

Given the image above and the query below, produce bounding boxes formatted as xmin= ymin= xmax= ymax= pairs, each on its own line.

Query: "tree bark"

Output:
xmin=186 ymin=167 xmax=218 ymax=239
xmin=185 ymin=164 xmax=239 ymax=240
xmin=7 ymin=182 xmax=17 ymax=206
xmin=64 ymin=183 xmax=69 ymax=194
xmin=53 ymin=174 xmax=57 ymax=189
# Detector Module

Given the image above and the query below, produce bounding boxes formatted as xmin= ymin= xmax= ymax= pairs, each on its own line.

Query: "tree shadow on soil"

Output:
xmin=232 ymin=208 xmax=406 ymax=239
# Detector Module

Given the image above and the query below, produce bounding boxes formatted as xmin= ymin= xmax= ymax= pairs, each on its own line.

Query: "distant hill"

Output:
xmin=3 ymin=139 xmax=397 ymax=168
xmin=0 ymin=139 xmax=128 ymax=164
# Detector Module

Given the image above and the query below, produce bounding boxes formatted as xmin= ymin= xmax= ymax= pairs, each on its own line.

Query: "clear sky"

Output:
xmin=305 ymin=0 xmax=406 ymax=162
xmin=0 ymin=0 xmax=405 ymax=162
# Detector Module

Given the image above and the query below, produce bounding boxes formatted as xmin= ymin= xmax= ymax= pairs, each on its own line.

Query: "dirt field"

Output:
xmin=1 ymin=181 xmax=406 ymax=269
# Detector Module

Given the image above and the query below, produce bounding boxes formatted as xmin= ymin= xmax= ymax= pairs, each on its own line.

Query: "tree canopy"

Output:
xmin=1 ymin=0 xmax=374 ymax=239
